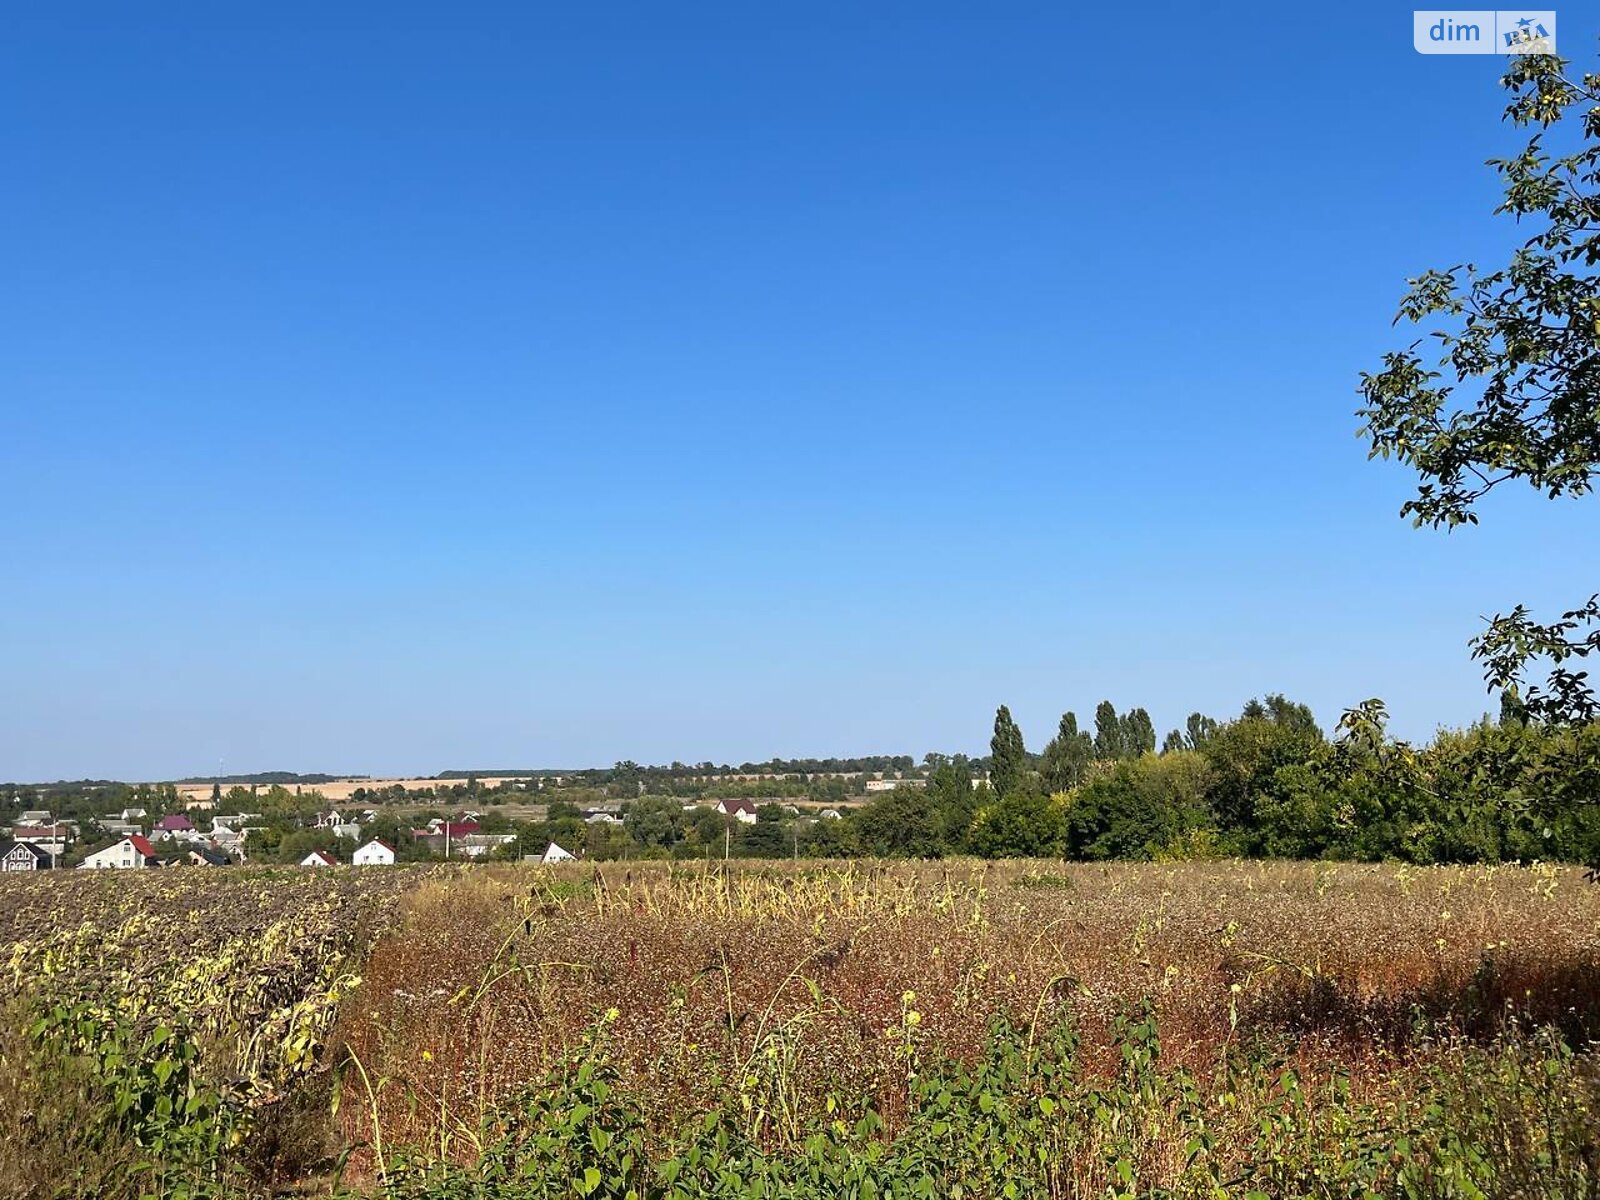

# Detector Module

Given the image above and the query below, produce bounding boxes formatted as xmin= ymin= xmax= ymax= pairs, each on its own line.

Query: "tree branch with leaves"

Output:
xmin=1359 ymin=52 xmax=1600 ymax=724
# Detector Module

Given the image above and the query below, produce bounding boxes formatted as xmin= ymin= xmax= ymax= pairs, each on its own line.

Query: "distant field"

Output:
xmin=171 ymin=776 xmax=879 ymax=807
xmin=172 ymin=776 xmax=536 ymax=803
xmin=3 ymin=860 xmax=1596 ymax=1198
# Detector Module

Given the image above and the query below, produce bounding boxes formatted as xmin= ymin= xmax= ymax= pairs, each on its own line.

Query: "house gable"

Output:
xmin=2 ymin=842 xmax=49 ymax=871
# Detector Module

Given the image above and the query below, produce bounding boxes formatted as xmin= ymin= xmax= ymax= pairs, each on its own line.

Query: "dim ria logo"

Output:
xmin=1413 ymin=11 xmax=1555 ymax=54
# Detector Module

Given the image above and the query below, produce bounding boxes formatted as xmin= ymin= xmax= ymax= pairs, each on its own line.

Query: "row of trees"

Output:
xmin=203 ymin=691 xmax=1600 ymax=865
xmin=419 ymin=694 xmax=1595 ymax=867
xmin=846 ymin=696 xmax=1600 ymax=866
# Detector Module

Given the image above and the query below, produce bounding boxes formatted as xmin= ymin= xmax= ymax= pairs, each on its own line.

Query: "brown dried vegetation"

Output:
xmin=339 ymin=860 xmax=1600 ymax=1161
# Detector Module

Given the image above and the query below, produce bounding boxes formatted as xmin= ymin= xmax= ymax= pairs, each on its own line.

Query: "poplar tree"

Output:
xmin=1041 ymin=711 xmax=1094 ymax=791
xmin=989 ymin=705 xmax=1028 ymax=799
xmin=1093 ymin=701 xmax=1125 ymax=760
xmin=1184 ymin=712 xmax=1219 ymax=750
xmin=1121 ymin=708 xmax=1157 ymax=757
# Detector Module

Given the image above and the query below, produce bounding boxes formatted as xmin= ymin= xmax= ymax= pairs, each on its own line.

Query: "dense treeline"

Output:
xmin=846 ymin=696 xmax=1600 ymax=866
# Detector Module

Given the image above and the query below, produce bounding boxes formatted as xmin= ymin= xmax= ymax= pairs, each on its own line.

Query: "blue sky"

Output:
xmin=4 ymin=3 xmax=1596 ymax=780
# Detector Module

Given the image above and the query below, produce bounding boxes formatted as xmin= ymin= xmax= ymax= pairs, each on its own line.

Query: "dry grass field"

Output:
xmin=2 ymin=859 xmax=1597 ymax=1198
xmin=344 ymin=860 xmax=1600 ymax=1152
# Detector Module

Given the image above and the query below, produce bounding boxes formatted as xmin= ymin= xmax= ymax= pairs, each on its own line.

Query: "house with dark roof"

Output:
xmin=154 ymin=814 xmax=195 ymax=836
xmin=716 ymin=799 xmax=760 ymax=825
xmin=186 ymin=846 xmax=232 ymax=867
xmin=2 ymin=842 xmax=53 ymax=871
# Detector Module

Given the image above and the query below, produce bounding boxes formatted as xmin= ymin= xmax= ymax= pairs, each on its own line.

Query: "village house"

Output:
xmin=540 ymin=841 xmax=575 ymax=864
xmin=12 ymin=823 xmax=75 ymax=856
xmin=300 ymin=849 xmax=339 ymax=867
xmin=451 ymin=832 xmax=517 ymax=859
xmin=864 ymin=777 xmax=926 ymax=792
xmin=2 ymin=842 xmax=53 ymax=871
xmin=716 ymin=799 xmax=759 ymax=825
xmin=153 ymin=814 xmax=196 ymax=839
xmin=17 ymin=810 xmax=51 ymax=827
xmin=413 ymin=819 xmax=479 ymax=855
xmin=118 ymin=807 xmax=148 ymax=822
xmin=185 ymin=846 xmax=232 ymax=867
xmin=352 ymin=839 xmax=396 ymax=866
xmin=209 ymin=823 xmax=245 ymax=846
xmin=81 ymin=835 xmax=161 ymax=870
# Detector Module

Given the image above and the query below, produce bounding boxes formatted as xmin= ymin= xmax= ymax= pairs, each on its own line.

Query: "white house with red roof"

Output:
xmin=300 ymin=849 xmax=339 ymax=867
xmin=80 ymin=835 xmax=161 ymax=870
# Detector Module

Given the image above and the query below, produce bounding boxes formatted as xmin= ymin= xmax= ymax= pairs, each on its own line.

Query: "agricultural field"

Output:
xmin=171 ymin=780 xmax=538 ymax=805
xmin=1 ymin=860 xmax=1597 ymax=1198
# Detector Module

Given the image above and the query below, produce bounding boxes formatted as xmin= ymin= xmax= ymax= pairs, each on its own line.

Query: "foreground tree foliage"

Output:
xmin=1360 ymin=51 xmax=1600 ymax=724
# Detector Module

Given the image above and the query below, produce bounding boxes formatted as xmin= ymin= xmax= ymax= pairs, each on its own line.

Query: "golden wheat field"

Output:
xmin=2 ymin=859 xmax=1598 ymax=1198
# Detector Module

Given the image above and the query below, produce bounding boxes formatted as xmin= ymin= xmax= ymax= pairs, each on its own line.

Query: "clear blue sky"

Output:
xmin=4 ymin=3 xmax=1597 ymax=780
